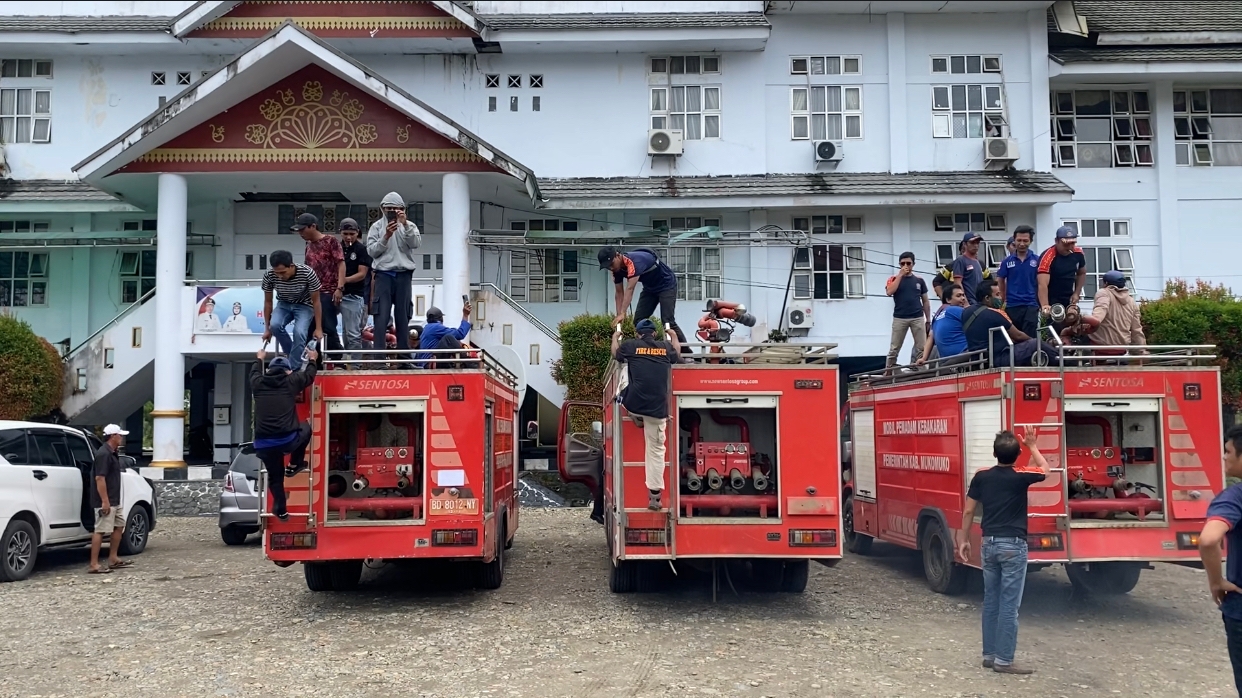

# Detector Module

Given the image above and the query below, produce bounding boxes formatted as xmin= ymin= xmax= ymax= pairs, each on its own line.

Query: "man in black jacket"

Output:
xmin=251 ymin=346 xmax=318 ymax=520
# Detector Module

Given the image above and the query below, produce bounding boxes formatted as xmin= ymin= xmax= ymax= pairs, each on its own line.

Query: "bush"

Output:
xmin=1142 ymin=279 xmax=1242 ymax=407
xmin=0 ymin=314 xmax=64 ymax=420
xmin=550 ymin=314 xmax=660 ymax=432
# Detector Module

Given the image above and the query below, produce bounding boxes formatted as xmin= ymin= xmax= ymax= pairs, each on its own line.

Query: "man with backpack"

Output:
xmin=251 ymin=344 xmax=319 ymax=521
xmin=599 ymin=246 xmax=689 ymax=347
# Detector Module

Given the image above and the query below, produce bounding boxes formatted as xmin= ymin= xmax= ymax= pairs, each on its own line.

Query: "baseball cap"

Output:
xmin=290 ymin=212 xmax=318 ymax=231
xmin=1055 ymin=225 xmax=1079 ymax=239
xmin=339 ymin=217 xmax=360 ymax=232
xmin=1102 ymin=269 xmax=1127 ymax=288
xmin=268 ymin=356 xmax=292 ymax=372
xmin=597 ymin=246 xmax=618 ymax=270
xmin=102 ymin=424 xmax=129 ymax=436
xmin=635 ymin=319 xmax=657 ymax=335
xmin=961 ymin=232 xmax=983 ymax=244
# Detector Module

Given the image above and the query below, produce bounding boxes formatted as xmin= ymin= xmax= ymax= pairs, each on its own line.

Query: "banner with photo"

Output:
xmin=193 ymin=286 xmax=266 ymax=334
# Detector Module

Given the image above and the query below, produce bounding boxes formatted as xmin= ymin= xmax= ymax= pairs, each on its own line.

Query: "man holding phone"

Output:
xmin=366 ymin=192 xmax=421 ymax=357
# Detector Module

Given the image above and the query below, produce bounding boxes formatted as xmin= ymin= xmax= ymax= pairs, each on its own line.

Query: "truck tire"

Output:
xmin=304 ymin=562 xmax=335 ymax=592
xmin=921 ymin=520 xmax=968 ymax=595
xmin=751 ymin=559 xmax=784 ymax=592
xmin=0 ymin=520 xmax=37 ymax=582
xmin=330 ymin=560 xmax=363 ymax=591
xmin=477 ymin=525 xmax=506 ymax=590
xmin=1066 ymin=561 xmax=1142 ymax=595
xmin=118 ymin=506 xmax=150 ymax=556
xmin=609 ymin=559 xmax=637 ymax=593
xmin=780 ymin=560 xmax=810 ymax=593
xmin=221 ymin=525 xmax=249 ymax=546
xmin=844 ymin=494 xmax=873 ymax=555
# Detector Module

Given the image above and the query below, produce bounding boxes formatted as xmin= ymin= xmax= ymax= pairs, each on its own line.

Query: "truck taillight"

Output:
xmin=269 ymin=533 xmax=316 ymax=550
xmin=625 ymin=528 xmax=667 ymax=546
xmin=1177 ymin=532 xmax=1200 ymax=550
xmin=223 ymin=472 xmax=234 ymax=493
xmin=1184 ymin=383 xmax=1202 ymax=401
xmin=789 ymin=529 xmax=836 ymax=547
xmin=432 ymin=529 xmax=478 ymax=546
xmin=1026 ymin=533 xmax=1063 ymax=551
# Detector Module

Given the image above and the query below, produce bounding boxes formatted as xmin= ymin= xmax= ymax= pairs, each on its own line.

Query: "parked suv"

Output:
xmin=219 ymin=443 xmax=261 ymax=545
xmin=0 ymin=421 xmax=157 ymax=581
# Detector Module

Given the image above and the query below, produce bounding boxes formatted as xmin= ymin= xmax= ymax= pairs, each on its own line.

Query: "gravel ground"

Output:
xmin=0 ymin=509 xmax=1233 ymax=698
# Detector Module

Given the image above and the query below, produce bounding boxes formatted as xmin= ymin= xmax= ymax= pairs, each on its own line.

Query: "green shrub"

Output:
xmin=0 ymin=314 xmax=64 ymax=420
xmin=1142 ymin=279 xmax=1242 ymax=407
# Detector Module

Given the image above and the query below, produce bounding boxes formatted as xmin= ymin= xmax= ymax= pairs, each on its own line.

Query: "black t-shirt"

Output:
xmin=1037 ymin=247 xmax=1086 ymax=306
xmin=966 ymin=465 xmax=1046 ymax=538
xmin=91 ymin=443 xmax=122 ymax=509
xmin=616 ymin=336 xmax=677 ymax=419
xmin=890 ymin=273 xmax=927 ymax=319
xmin=342 ymin=240 xmax=372 ymax=296
xmin=963 ymin=305 xmax=1012 ymax=360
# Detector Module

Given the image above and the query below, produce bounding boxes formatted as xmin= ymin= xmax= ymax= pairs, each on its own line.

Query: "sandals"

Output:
xmin=88 ymin=567 xmax=112 ymax=575
xmin=109 ymin=560 xmax=134 ymax=569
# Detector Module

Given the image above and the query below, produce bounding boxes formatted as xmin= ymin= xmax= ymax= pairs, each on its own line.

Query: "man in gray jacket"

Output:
xmin=366 ymin=192 xmax=422 ymax=357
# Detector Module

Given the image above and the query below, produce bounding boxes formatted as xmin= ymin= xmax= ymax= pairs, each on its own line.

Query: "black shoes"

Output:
xmin=284 ymin=462 xmax=308 ymax=478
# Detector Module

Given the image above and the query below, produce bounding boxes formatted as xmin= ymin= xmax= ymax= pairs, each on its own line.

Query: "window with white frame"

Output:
xmin=934 ymin=212 xmax=1008 ymax=269
xmin=931 ymin=84 xmax=1003 ymax=139
xmin=0 ymin=251 xmax=48 ymax=307
xmin=793 ymin=244 xmax=865 ymax=300
xmin=1174 ymin=88 xmax=1242 ymax=166
xmin=1058 ymin=218 xmax=1134 ymax=295
xmin=650 ymin=85 xmax=720 ymax=139
xmin=791 ymin=86 xmax=862 ymax=140
xmin=651 ymin=215 xmax=720 ymax=232
xmin=790 ymin=55 xmax=861 ymax=76
xmin=664 ymin=247 xmax=720 ymax=302
xmin=509 ymin=248 xmax=579 ymax=303
xmin=648 ymin=55 xmax=721 ymax=76
xmin=0 ymin=220 xmax=50 ymax=234
xmin=935 ymin=240 xmax=1007 ymax=270
xmin=1052 ymin=90 xmax=1152 ymax=168
xmin=1 ymin=59 xmax=52 ymax=79
xmin=0 ymin=87 xmax=51 ymax=144
xmin=792 ymin=214 xmax=863 ymax=235
xmin=930 ymin=55 xmax=1001 ymax=75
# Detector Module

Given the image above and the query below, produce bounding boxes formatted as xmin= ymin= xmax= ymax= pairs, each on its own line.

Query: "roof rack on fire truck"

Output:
xmin=319 ymin=347 xmax=520 ymax=387
xmin=674 ymin=341 xmax=838 ymax=365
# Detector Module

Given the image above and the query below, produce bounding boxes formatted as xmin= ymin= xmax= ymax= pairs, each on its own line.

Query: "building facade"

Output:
xmin=0 ymin=0 xmax=1236 ymax=472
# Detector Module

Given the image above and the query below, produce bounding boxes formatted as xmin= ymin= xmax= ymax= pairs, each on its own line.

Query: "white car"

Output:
xmin=0 ymin=420 xmax=157 ymax=581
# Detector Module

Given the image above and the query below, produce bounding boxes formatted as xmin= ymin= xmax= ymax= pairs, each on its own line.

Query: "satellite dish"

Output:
xmin=485 ymin=344 xmax=526 ymax=396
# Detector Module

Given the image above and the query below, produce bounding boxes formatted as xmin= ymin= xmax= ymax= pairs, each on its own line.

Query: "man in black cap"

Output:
xmin=598 ymin=246 xmax=688 ymax=346
xmin=953 ymin=232 xmax=986 ymax=305
xmin=612 ymin=318 xmax=680 ymax=511
xmin=251 ymin=344 xmax=318 ymax=521
xmin=417 ymin=301 xmax=472 ymax=367
xmin=296 ymin=212 xmax=345 ymax=357
xmin=338 ymin=218 xmax=371 ymax=364
xmin=1037 ymin=225 xmax=1087 ymax=315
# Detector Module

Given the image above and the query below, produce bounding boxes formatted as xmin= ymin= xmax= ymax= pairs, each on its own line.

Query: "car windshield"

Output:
xmin=230 ymin=446 xmax=262 ymax=479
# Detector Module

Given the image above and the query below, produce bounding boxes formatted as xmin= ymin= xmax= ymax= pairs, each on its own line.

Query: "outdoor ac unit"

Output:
xmin=814 ymin=140 xmax=844 ymax=163
xmin=787 ymin=302 xmax=814 ymax=329
xmin=648 ymin=129 xmax=684 ymax=156
xmin=984 ymin=137 xmax=1019 ymax=163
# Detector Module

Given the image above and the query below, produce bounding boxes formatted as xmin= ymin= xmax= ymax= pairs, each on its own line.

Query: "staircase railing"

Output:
xmin=65 ymin=287 xmax=156 ymax=359
xmin=473 ymin=282 xmax=561 ymax=345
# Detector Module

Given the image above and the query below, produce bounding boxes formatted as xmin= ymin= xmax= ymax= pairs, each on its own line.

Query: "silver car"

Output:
xmin=219 ymin=443 xmax=261 ymax=545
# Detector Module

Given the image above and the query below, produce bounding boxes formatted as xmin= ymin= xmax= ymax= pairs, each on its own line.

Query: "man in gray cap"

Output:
xmin=366 ymin=192 xmax=422 ymax=357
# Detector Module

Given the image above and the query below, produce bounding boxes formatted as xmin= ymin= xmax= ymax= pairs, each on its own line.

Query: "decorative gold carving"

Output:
xmin=245 ymin=81 xmax=377 ymax=150
xmin=396 ymin=124 xmax=410 ymax=143
xmin=303 ymin=80 xmax=323 ymax=102
xmin=210 ymin=124 xmax=225 ymax=142
xmin=200 ymin=16 xmax=465 ymax=32
xmin=135 ymin=148 xmax=484 ymax=164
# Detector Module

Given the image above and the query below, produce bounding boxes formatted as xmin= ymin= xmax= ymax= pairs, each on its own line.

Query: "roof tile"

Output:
xmin=0 ymin=16 xmax=171 ymax=33
xmin=0 ymin=180 xmax=125 ymax=202
xmin=1053 ymin=45 xmax=1242 ymax=62
xmin=1070 ymin=0 xmax=1242 ymax=33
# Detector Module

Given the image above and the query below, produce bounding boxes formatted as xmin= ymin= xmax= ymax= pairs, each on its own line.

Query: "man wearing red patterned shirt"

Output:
xmin=296 ymin=213 xmax=346 ymax=355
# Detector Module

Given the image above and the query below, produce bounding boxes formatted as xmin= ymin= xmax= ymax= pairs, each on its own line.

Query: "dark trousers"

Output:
xmin=374 ymin=270 xmax=413 ymax=351
xmin=256 ymin=422 xmax=311 ymax=516
xmin=1006 ymin=305 xmax=1039 ymax=339
xmin=1225 ymin=616 xmax=1242 ymax=696
xmin=312 ymin=292 xmax=343 ymax=353
xmin=434 ymin=333 xmax=476 ymax=369
xmin=634 ymin=287 xmax=689 ymax=346
xmin=996 ymin=339 xmax=1061 ymax=368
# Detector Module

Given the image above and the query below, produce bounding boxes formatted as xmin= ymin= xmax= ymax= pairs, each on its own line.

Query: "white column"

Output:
xmin=151 ymin=173 xmax=187 ymax=468
xmin=886 ymin=12 xmax=908 ymax=174
xmin=441 ymin=173 xmax=471 ymax=325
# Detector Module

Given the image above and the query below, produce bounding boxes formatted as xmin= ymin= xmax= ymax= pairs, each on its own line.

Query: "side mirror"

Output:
xmin=591 ymin=421 xmax=603 ymax=440
xmin=120 ymin=455 xmax=138 ymax=471
xmin=525 ymin=420 xmax=539 ymax=440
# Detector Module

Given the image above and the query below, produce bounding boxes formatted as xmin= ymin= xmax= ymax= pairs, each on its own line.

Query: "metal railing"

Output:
xmin=675 ymin=341 xmax=839 ymax=365
xmin=318 ymin=347 xmax=520 ymax=387
xmin=1055 ymin=344 xmax=1217 ymax=365
xmin=65 ymin=287 xmax=157 ymax=359
xmin=473 ymin=282 xmax=561 ymax=344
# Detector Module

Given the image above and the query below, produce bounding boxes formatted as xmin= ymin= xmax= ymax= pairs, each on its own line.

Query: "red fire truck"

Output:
xmin=559 ymin=341 xmax=843 ymax=594
xmin=842 ymin=342 xmax=1223 ymax=595
xmin=260 ymin=347 xmax=520 ymax=592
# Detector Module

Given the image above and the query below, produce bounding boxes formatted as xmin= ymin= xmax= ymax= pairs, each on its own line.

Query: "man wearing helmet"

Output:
xmin=612 ymin=318 xmax=681 ymax=511
xmin=251 ymin=345 xmax=319 ymax=521
xmin=1088 ymin=270 xmax=1146 ymax=351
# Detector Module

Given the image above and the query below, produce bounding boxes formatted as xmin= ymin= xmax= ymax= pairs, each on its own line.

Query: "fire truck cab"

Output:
xmin=844 ymin=341 xmax=1223 ymax=595
xmin=261 ymin=347 xmax=520 ymax=592
xmin=559 ymin=342 xmax=843 ymax=594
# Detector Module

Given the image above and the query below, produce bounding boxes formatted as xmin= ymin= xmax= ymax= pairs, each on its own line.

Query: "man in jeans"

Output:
xmin=884 ymin=251 xmax=929 ymax=371
xmin=956 ymin=429 xmax=1048 ymax=674
xmin=612 ymin=319 xmax=680 ymax=511
xmin=1198 ymin=425 xmax=1242 ymax=694
xmin=338 ymin=218 xmax=371 ymax=364
xmin=261 ymin=249 xmax=323 ymax=370
xmin=296 ymin=213 xmax=345 ymax=356
xmin=600 ymin=246 xmax=689 ymax=347
xmin=366 ymin=192 xmax=421 ymax=358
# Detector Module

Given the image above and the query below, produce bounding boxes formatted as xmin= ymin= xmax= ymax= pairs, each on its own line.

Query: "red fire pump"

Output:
xmin=679 ymin=410 xmax=774 ymax=493
xmin=696 ymin=300 xmax=757 ymax=360
xmin=1065 ymin=415 xmax=1160 ymax=519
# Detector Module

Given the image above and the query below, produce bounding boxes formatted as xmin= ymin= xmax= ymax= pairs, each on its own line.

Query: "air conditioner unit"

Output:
xmin=648 ymin=129 xmax=684 ymax=156
xmin=814 ymin=140 xmax=844 ymax=163
xmin=984 ymin=137 xmax=1019 ymax=163
xmin=787 ymin=302 xmax=814 ymax=329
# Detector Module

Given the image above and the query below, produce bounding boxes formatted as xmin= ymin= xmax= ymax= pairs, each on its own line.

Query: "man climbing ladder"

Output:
xmin=251 ymin=343 xmax=319 ymax=520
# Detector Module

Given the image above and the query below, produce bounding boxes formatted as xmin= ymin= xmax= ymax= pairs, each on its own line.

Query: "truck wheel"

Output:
xmin=0 ymin=520 xmax=37 ymax=582
xmin=921 ymin=521 xmax=968 ymax=595
xmin=118 ymin=506 xmax=150 ymax=556
xmin=1066 ymin=561 xmax=1142 ymax=595
xmin=751 ymin=559 xmax=784 ymax=592
xmin=330 ymin=560 xmax=363 ymax=591
xmin=780 ymin=560 xmax=810 ymax=593
xmin=844 ymin=494 xmax=873 ymax=555
xmin=609 ymin=559 xmax=637 ymax=593
xmin=477 ymin=525 xmax=506 ymax=590
xmin=304 ymin=562 xmax=335 ymax=592
xmin=221 ymin=525 xmax=249 ymax=546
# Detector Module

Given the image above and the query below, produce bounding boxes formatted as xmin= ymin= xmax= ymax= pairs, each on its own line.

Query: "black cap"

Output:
xmin=291 ymin=212 xmax=318 ymax=231
xmin=597 ymin=246 xmax=618 ymax=270
xmin=339 ymin=217 xmax=360 ymax=232
xmin=426 ymin=306 xmax=443 ymax=322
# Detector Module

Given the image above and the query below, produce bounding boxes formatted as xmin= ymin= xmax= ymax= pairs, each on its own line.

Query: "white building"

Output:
xmin=0 ymin=0 xmax=1236 ymax=474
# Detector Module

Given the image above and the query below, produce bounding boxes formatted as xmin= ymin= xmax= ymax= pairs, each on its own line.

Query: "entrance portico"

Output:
xmin=73 ymin=22 xmax=538 ymax=469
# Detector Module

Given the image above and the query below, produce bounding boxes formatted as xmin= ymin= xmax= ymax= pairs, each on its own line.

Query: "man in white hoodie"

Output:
xmin=366 ymin=192 xmax=422 ymax=357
